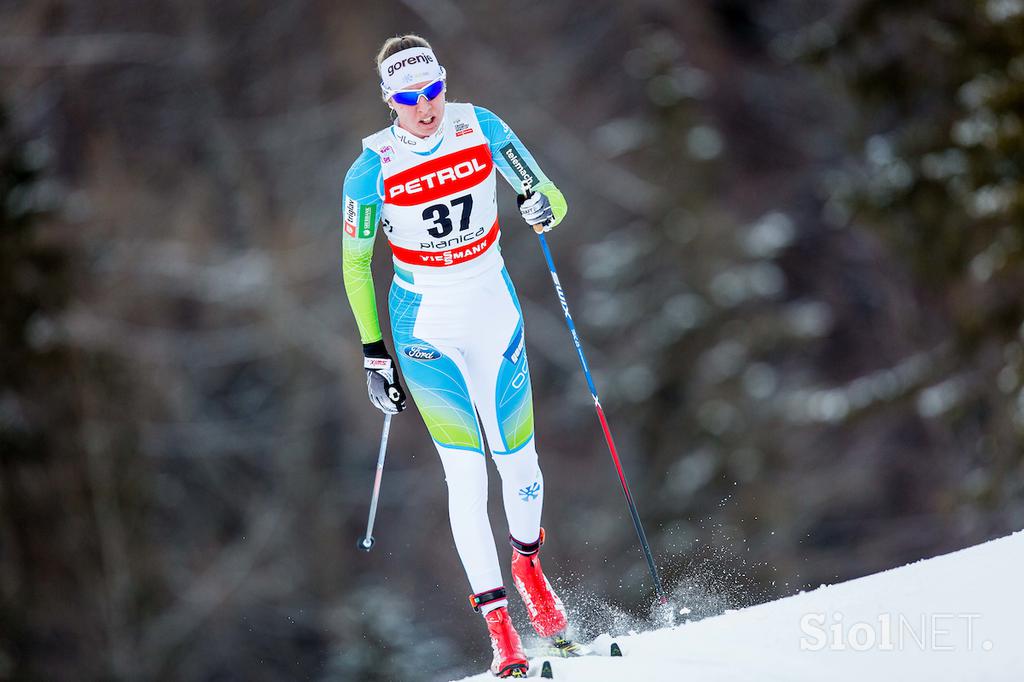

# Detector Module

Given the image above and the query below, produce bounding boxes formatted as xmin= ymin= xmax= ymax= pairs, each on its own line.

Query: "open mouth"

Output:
xmin=419 ymin=115 xmax=436 ymax=126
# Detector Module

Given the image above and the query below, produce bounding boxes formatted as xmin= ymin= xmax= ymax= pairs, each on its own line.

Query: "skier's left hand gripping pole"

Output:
xmin=357 ymin=413 xmax=392 ymax=551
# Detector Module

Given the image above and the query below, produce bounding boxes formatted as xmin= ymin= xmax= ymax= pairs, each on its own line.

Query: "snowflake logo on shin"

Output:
xmin=518 ymin=481 xmax=541 ymax=502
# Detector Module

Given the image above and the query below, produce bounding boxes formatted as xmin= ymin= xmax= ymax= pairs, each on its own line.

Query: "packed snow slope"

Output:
xmin=454 ymin=530 xmax=1024 ymax=681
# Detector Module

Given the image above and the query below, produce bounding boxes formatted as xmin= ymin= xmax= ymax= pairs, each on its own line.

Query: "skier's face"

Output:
xmin=390 ymin=80 xmax=446 ymax=138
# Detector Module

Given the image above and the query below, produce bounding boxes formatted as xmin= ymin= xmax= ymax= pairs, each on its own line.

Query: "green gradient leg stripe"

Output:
xmin=389 ymin=283 xmax=482 ymax=452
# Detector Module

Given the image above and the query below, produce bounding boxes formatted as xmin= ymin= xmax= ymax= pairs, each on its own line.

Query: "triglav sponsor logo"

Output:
xmin=386 ymin=53 xmax=435 ymax=78
xmin=343 ymin=196 xmax=357 ymax=236
xmin=403 ymin=345 xmax=441 ymax=361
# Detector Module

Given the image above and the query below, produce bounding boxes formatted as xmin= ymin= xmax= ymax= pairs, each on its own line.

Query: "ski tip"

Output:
xmin=541 ymin=660 xmax=553 ymax=678
xmin=610 ymin=642 xmax=622 ymax=657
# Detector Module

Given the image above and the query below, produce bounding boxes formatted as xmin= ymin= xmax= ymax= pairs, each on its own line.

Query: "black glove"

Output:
xmin=363 ymin=340 xmax=407 ymax=414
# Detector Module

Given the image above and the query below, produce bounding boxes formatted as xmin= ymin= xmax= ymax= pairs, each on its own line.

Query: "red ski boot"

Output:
xmin=470 ymin=588 xmax=528 ymax=678
xmin=510 ymin=528 xmax=569 ymax=639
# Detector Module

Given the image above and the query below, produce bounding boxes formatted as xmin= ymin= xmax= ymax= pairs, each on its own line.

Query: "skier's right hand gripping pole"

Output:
xmin=359 ymin=340 xmax=402 ymax=552
xmin=515 ymin=177 xmax=668 ymax=606
xmin=363 ymin=339 xmax=407 ymax=415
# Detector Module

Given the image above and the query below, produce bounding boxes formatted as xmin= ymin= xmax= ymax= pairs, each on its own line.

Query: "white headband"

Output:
xmin=379 ymin=47 xmax=445 ymax=97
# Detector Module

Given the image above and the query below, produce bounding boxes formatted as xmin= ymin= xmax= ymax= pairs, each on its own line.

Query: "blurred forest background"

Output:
xmin=2 ymin=0 xmax=1023 ymax=680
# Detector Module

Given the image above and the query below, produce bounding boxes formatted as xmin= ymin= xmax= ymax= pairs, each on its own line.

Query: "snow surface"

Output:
xmin=453 ymin=530 xmax=1024 ymax=681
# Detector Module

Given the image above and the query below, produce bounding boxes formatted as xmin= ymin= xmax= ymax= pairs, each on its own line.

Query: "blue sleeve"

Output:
xmin=342 ymin=148 xmax=384 ymax=344
xmin=343 ymin=147 xmax=384 ymax=215
xmin=475 ymin=105 xmax=553 ymax=192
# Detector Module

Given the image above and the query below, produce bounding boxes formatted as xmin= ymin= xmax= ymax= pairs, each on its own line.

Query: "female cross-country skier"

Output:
xmin=341 ymin=34 xmax=575 ymax=678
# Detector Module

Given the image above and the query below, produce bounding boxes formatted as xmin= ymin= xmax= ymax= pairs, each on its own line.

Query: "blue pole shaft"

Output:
xmin=536 ymin=232 xmax=667 ymax=603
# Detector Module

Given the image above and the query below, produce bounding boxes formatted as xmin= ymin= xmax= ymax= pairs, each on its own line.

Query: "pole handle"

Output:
xmin=520 ymin=181 xmax=546 ymax=233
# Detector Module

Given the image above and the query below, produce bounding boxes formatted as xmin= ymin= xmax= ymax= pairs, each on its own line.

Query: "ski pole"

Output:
xmin=357 ymin=413 xmax=392 ymax=551
xmin=523 ymin=184 xmax=667 ymax=604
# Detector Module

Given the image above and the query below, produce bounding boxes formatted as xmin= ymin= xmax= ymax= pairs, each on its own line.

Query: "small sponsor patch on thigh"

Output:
xmin=402 ymin=345 xmax=442 ymax=361
xmin=503 ymin=325 xmax=525 ymax=365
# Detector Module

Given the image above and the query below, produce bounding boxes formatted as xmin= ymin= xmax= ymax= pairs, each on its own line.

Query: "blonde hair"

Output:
xmin=375 ymin=34 xmax=433 ymax=70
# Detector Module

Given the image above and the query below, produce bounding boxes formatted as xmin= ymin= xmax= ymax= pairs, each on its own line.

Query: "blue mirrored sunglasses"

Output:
xmin=389 ymin=79 xmax=445 ymax=106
